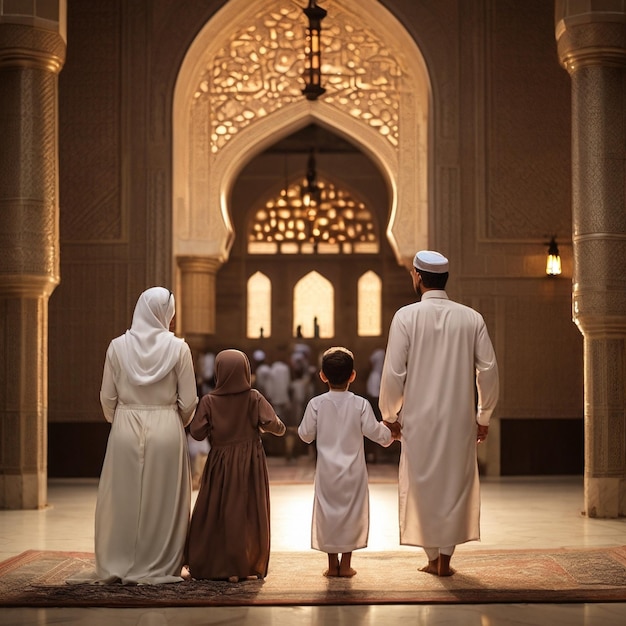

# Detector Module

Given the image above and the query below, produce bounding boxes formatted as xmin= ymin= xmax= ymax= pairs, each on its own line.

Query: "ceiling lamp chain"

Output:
xmin=301 ymin=0 xmax=327 ymax=100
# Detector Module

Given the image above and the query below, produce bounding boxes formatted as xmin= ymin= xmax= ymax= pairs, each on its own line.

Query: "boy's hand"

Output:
xmin=384 ymin=420 xmax=402 ymax=440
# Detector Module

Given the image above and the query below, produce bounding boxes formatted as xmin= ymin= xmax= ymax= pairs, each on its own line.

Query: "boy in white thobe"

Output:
xmin=379 ymin=250 xmax=499 ymax=577
xmin=298 ymin=347 xmax=398 ymax=577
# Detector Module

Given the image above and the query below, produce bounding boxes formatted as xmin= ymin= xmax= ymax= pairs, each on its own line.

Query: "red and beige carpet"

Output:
xmin=1 ymin=546 xmax=626 ymax=607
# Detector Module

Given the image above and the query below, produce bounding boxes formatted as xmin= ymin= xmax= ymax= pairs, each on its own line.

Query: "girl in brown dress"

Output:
xmin=185 ymin=349 xmax=286 ymax=581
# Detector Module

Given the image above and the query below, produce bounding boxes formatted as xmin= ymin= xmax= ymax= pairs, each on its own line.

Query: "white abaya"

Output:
xmin=298 ymin=391 xmax=392 ymax=553
xmin=70 ymin=287 xmax=198 ymax=585
xmin=91 ymin=340 xmax=197 ymax=583
xmin=379 ymin=290 xmax=499 ymax=548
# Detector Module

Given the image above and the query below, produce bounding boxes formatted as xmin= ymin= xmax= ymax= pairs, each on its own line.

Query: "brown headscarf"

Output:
xmin=211 ymin=349 xmax=252 ymax=395
xmin=191 ymin=348 xmax=283 ymax=444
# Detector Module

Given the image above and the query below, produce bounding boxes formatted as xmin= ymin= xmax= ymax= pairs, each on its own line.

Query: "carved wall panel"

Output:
xmin=485 ymin=0 xmax=571 ymax=241
xmin=58 ymin=3 xmax=122 ymax=243
xmin=48 ymin=259 xmax=131 ymax=422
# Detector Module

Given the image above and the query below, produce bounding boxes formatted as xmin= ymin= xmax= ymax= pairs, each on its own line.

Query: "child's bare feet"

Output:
xmin=325 ymin=553 xmax=340 ymax=577
xmin=338 ymin=552 xmax=355 ymax=577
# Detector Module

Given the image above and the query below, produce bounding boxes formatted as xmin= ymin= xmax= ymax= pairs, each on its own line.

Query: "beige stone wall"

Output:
xmin=49 ymin=0 xmax=580 ymax=475
xmin=455 ymin=0 xmax=579 ymax=412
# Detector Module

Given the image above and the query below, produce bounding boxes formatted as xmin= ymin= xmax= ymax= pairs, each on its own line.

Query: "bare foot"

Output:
xmin=181 ymin=566 xmax=191 ymax=580
xmin=339 ymin=567 xmax=357 ymax=577
xmin=228 ymin=575 xmax=239 ymax=583
xmin=438 ymin=566 xmax=455 ymax=577
xmin=323 ymin=567 xmax=340 ymax=577
xmin=438 ymin=554 xmax=455 ymax=577
xmin=419 ymin=559 xmax=439 ymax=576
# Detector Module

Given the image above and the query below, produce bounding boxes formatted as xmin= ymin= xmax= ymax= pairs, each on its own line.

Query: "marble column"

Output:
xmin=177 ymin=256 xmax=222 ymax=349
xmin=0 ymin=7 xmax=66 ymax=508
xmin=555 ymin=1 xmax=626 ymax=517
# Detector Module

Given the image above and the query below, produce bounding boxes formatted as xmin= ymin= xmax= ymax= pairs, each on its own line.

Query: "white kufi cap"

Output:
xmin=413 ymin=250 xmax=449 ymax=273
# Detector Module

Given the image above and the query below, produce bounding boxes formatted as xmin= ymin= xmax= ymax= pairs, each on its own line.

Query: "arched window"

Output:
xmin=358 ymin=271 xmax=382 ymax=336
xmin=247 ymin=271 xmax=271 ymax=338
xmin=293 ymin=271 xmax=334 ymax=338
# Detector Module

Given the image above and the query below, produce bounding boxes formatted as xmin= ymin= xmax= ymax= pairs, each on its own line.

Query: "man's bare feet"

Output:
xmin=438 ymin=566 xmax=455 ymax=577
xmin=419 ymin=555 xmax=456 ymax=576
xmin=419 ymin=559 xmax=439 ymax=576
xmin=438 ymin=553 xmax=455 ymax=576
xmin=338 ymin=567 xmax=357 ymax=577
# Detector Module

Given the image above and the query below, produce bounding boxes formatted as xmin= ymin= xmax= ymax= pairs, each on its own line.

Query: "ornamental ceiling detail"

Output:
xmin=192 ymin=0 xmax=403 ymax=154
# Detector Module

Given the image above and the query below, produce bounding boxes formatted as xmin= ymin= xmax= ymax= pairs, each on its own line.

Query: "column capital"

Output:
xmin=176 ymin=256 xmax=222 ymax=336
xmin=555 ymin=3 xmax=626 ymax=72
xmin=177 ymin=255 xmax=223 ymax=274
xmin=0 ymin=274 xmax=58 ymax=298
xmin=0 ymin=23 xmax=65 ymax=73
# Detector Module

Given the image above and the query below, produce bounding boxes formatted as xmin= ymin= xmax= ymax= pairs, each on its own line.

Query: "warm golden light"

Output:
xmin=247 ymin=272 xmax=271 ymax=338
xmin=546 ymin=237 xmax=562 ymax=276
xmin=248 ymin=176 xmax=379 ymax=255
xmin=293 ymin=271 xmax=334 ymax=338
xmin=358 ymin=271 xmax=382 ymax=336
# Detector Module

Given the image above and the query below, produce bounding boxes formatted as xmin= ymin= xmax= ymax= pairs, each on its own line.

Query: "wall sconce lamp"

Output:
xmin=301 ymin=149 xmax=321 ymax=207
xmin=301 ymin=0 xmax=327 ymax=101
xmin=546 ymin=236 xmax=562 ymax=276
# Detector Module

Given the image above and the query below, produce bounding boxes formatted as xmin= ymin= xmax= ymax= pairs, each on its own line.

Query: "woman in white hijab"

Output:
xmin=73 ymin=287 xmax=198 ymax=584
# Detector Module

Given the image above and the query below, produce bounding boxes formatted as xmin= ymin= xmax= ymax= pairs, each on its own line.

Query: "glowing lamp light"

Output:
xmin=546 ymin=236 xmax=562 ymax=276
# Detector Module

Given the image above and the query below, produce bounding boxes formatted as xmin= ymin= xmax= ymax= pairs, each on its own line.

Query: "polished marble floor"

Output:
xmin=1 ymin=461 xmax=626 ymax=625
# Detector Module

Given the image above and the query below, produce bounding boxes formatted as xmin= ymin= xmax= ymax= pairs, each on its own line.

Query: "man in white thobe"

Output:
xmin=379 ymin=250 xmax=499 ymax=576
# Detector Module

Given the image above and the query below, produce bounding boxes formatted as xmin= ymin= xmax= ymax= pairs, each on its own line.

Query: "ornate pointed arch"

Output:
xmin=173 ymin=0 xmax=431 ymax=269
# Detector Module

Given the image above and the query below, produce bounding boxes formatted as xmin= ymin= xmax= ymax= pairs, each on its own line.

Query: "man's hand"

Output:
xmin=384 ymin=420 xmax=402 ymax=441
xmin=476 ymin=424 xmax=488 ymax=444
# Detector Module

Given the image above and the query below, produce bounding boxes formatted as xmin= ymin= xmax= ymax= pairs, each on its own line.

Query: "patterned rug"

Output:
xmin=1 ymin=547 xmax=626 ymax=607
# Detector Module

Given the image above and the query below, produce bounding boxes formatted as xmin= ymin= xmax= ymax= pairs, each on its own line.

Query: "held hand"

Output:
xmin=476 ymin=424 xmax=488 ymax=444
xmin=384 ymin=420 xmax=402 ymax=441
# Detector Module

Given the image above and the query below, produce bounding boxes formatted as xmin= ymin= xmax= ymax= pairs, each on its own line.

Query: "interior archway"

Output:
xmin=172 ymin=0 xmax=432 ymax=276
xmin=235 ymin=122 xmax=388 ymax=348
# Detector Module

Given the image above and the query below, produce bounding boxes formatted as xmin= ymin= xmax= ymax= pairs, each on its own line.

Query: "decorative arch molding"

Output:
xmin=172 ymin=0 xmax=431 ymax=271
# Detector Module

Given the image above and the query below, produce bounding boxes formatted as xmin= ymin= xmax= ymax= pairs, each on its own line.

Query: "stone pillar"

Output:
xmin=177 ymin=256 xmax=222 ymax=348
xmin=0 ymin=6 xmax=66 ymax=508
xmin=555 ymin=1 xmax=626 ymax=517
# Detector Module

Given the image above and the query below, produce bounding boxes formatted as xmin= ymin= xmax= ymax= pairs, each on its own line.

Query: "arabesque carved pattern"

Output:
xmin=192 ymin=0 xmax=402 ymax=154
